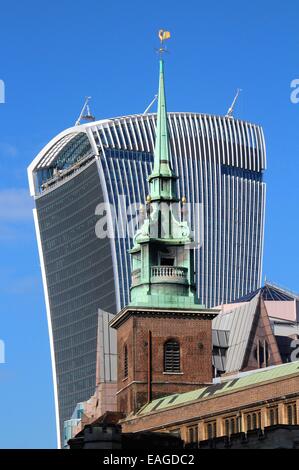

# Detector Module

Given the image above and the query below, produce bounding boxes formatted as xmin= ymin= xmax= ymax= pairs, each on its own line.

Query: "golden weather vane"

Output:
xmin=157 ymin=29 xmax=171 ymax=55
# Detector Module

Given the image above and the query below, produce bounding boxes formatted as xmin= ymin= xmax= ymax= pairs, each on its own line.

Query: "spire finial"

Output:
xmin=158 ymin=29 xmax=171 ymax=56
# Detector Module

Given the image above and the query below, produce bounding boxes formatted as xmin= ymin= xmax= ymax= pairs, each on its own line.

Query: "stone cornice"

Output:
xmin=109 ymin=305 xmax=219 ymax=329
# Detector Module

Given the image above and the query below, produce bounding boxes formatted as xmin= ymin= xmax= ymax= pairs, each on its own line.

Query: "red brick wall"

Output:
xmin=116 ymin=312 xmax=213 ymax=414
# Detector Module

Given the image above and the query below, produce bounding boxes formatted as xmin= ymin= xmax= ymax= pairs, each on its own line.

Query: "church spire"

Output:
xmin=151 ymin=59 xmax=173 ymax=179
xmin=128 ymin=36 xmax=202 ymax=310
xmin=148 ymin=58 xmax=177 ymax=203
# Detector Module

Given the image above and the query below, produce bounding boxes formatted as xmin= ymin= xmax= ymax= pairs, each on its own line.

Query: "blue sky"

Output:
xmin=0 ymin=0 xmax=298 ymax=448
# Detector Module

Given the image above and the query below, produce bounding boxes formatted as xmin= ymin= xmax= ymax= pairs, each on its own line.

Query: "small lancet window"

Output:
xmin=124 ymin=345 xmax=128 ymax=378
xmin=164 ymin=340 xmax=180 ymax=373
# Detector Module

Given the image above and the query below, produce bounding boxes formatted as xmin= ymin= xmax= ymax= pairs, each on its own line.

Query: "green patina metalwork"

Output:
xmin=129 ymin=59 xmax=204 ymax=310
xmin=138 ymin=361 xmax=299 ymax=415
xmin=148 ymin=59 xmax=176 ymax=192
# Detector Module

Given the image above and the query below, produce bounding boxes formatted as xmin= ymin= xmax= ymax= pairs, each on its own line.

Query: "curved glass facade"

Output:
xmin=34 ymin=160 xmax=116 ymax=440
xmin=92 ymin=113 xmax=266 ymax=309
xmin=29 ymin=112 xmax=266 ymax=445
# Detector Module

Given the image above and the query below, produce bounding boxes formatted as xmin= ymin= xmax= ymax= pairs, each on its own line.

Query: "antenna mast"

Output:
xmin=143 ymin=94 xmax=158 ymax=114
xmin=225 ymin=88 xmax=242 ymax=118
xmin=75 ymin=96 xmax=95 ymax=126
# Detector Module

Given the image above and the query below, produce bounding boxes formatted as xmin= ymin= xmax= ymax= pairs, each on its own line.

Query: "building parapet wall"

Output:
xmin=120 ymin=372 xmax=299 ymax=436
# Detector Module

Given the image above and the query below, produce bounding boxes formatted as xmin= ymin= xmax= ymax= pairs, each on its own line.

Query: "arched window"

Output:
xmin=287 ymin=403 xmax=297 ymax=425
xmin=124 ymin=344 xmax=128 ymax=378
xmin=258 ymin=412 xmax=262 ymax=428
xmin=164 ymin=339 xmax=180 ymax=373
xmin=254 ymin=340 xmax=270 ymax=368
xmin=230 ymin=418 xmax=235 ymax=435
xmin=269 ymin=407 xmax=278 ymax=426
xmin=247 ymin=414 xmax=252 ymax=431
xmin=252 ymin=413 xmax=257 ymax=430
xmin=207 ymin=423 xmax=213 ymax=439
xmin=206 ymin=422 xmax=216 ymax=439
xmin=225 ymin=419 xmax=230 ymax=436
xmin=224 ymin=416 xmax=237 ymax=436
xmin=246 ymin=411 xmax=262 ymax=431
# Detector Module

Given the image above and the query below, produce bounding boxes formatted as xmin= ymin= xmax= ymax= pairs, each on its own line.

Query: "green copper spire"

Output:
xmin=128 ymin=56 xmax=204 ymax=310
xmin=151 ymin=59 xmax=173 ymax=179
xmin=148 ymin=59 xmax=177 ymax=203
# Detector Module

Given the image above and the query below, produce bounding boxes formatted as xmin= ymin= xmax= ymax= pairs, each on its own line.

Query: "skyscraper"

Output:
xmin=28 ymin=66 xmax=266 ymax=446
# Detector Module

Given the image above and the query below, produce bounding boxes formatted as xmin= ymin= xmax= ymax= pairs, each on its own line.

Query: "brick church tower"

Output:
xmin=110 ymin=54 xmax=217 ymax=416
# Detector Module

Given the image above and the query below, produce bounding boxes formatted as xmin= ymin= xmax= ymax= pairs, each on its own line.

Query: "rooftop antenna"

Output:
xmin=75 ymin=96 xmax=95 ymax=126
xmin=225 ymin=88 xmax=242 ymax=119
xmin=143 ymin=94 xmax=158 ymax=114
